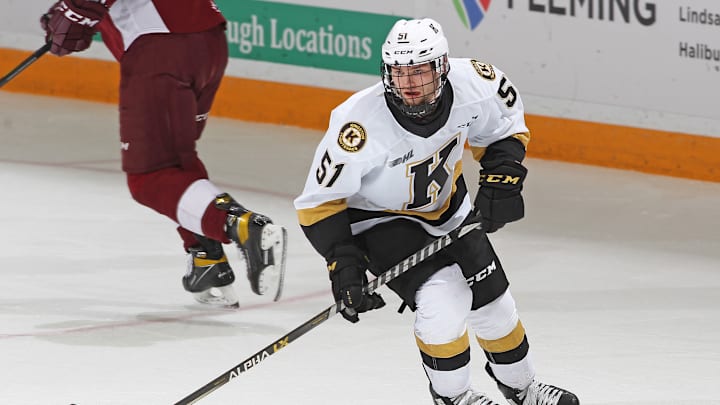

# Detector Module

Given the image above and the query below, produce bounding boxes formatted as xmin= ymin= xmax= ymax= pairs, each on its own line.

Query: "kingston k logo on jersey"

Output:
xmin=454 ymin=0 xmax=492 ymax=30
xmin=405 ymin=137 xmax=459 ymax=210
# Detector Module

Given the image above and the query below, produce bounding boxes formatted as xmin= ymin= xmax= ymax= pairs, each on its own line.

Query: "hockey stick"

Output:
xmin=0 ymin=43 xmax=51 ymax=88
xmin=174 ymin=220 xmax=483 ymax=405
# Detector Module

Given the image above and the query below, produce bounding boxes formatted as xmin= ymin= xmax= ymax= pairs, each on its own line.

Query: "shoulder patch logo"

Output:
xmin=471 ymin=60 xmax=496 ymax=80
xmin=338 ymin=122 xmax=367 ymax=153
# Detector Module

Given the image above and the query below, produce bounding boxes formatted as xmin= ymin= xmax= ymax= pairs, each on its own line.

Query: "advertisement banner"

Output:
xmin=439 ymin=0 xmax=719 ymax=135
xmin=218 ymin=0 xmax=407 ymax=75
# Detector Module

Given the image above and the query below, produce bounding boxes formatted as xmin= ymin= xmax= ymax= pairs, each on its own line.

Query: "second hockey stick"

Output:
xmin=174 ymin=220 xmax=483 ymax=405
xmin=0 ymin=43 xmax=51 ymax=88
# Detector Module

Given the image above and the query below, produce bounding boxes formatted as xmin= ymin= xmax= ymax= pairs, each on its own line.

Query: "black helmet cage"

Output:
xmin=381 ymin=54 xmax=450 ymax=118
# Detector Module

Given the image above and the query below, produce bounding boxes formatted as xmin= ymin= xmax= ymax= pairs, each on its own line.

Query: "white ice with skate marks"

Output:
xmin=190 ymin=283 xmax=241 ymax=309
xmin=0 ymin=92 xmax=719 ymax=405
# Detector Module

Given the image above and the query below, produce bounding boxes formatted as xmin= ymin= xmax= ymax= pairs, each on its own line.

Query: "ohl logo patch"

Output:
xmin=453 ymin=0 xmax=492 ymax=30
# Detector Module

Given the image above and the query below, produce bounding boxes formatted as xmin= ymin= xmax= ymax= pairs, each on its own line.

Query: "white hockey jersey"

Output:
xmin=295 ymin=58 xmax=529 ymax=238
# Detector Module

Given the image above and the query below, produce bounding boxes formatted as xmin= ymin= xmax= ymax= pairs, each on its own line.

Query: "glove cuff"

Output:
xmin=476 ymin=193 xmax=524 ymax=223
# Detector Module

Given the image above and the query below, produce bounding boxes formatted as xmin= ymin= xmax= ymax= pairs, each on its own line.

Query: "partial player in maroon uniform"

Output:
xmin=40 ymin=0 xmax=287 ymax=307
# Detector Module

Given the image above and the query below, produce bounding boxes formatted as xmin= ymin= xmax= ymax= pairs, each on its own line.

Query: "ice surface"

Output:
xmin=1 ymin=92 xmax=718 ymax=405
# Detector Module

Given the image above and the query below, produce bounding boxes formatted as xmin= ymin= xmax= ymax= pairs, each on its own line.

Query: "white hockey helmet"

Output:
xmin=381 ymin=18 xmax=450 ymax=118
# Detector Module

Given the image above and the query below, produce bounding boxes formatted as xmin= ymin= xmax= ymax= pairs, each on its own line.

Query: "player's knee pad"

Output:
xmin=414 ymin=264 xmax=472 ymax=343
xmin=467 ymin=289 xmax=519 ymax=340
xmin=468 ymin=290 xmax=529 ymax=366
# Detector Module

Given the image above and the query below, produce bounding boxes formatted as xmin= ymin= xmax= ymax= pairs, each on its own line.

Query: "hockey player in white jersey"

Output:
xmin=294 ymin=18 xmax=579 ymax=405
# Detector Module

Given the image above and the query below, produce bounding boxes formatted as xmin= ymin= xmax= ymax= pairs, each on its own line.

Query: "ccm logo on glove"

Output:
xmin=54 ymin=1 xmax=102 ymax=27
xmin=479 ymin=173 xmax=523 ymax=185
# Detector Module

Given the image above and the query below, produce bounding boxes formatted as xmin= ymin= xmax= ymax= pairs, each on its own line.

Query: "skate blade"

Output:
xmin=191 ymin=285 xmax=239 ymax=308
xmin=257 ymin=225 xmax=288 ymax=301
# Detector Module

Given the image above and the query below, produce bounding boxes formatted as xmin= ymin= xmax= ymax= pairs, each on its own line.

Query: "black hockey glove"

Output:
xmin=473 ymin=160 xmax=528 ymax=233
xmin=326 ymin=243 xmax=386 ymax=323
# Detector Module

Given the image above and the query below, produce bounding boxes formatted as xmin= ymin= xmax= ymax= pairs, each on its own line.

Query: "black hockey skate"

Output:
xmin=183 ymin=235 xmax=239 ymax=308
xmin=485 ymin=364 xmax=579 ymax=405
xmin=215 ymin=193 xmax=287 ymax=301
xmin=430 ymin=383 xmax=501 ymax=405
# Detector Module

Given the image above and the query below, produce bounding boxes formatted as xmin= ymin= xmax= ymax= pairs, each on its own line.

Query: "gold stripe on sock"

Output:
xmin=476 ymin=321 xmax=526 ymax=353
xmin=416 ymin=330 xmax=470 ymax=358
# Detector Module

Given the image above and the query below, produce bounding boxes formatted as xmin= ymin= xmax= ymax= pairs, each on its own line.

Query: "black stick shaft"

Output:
xmin=0 ymin=43 xmax=51 ymax=88
xmin=174 ymin=221 xmax=482 ymax=405
xmin=175 ymin=304 xmax=340 ymax=405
